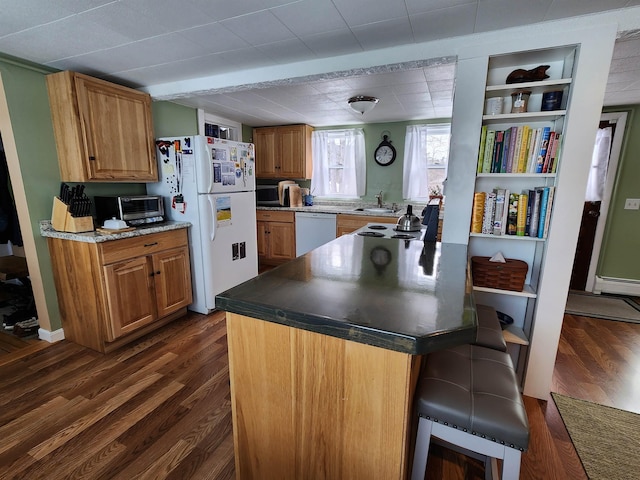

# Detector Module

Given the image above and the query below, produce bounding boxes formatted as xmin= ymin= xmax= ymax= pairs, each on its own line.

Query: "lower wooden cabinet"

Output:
xmin=256 ymin=210 xmax=295 ymax=265
xmin=47 ymin=229 xmax=192 ymax=352
xmin=336 ymin=214 xmax=396 ymax=236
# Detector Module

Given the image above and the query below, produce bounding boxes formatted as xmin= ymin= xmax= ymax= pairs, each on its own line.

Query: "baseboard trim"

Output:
xmin=38 ymin=328 xmax=65 ymax=343
xmin=593 ymin=276 xmax=640 ymax=296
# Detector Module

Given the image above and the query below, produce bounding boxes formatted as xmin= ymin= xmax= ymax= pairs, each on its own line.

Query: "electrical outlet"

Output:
xmin=624 ymin=198 xmax=640 ymax=210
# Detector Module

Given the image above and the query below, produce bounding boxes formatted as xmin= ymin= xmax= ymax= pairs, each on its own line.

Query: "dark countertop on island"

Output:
xmin=216 ymin=234 xmax=476 ymax=355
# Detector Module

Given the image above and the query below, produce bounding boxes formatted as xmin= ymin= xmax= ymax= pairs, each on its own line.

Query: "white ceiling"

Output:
xmin=1 ymin=0 xmax=639 ymax=127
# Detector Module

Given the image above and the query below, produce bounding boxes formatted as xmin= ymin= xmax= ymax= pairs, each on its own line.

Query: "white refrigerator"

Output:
xmin=147 ymin=135 xmax=258 ymax=314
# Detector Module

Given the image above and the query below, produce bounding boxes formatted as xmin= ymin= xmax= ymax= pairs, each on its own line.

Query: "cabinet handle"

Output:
xmin=89 ymin=156 xmax=96 ymax=161
xmin=150 ymin=271 xmax=161 ymax=277
xmin=144 ymin=242 xmax=159 ymax=247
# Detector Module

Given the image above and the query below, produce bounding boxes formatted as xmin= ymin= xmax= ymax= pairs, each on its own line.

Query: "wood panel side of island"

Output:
xmin=226 ymin=312 xmax=422 ymax=479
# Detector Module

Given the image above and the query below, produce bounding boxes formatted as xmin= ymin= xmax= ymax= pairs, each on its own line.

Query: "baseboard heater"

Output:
xmin=594 ymin=276 xmax=640 ymax=296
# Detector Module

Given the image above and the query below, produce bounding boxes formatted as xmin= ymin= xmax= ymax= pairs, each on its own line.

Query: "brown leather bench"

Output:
xmin=411 ymin=344 xmax=529 ymax=480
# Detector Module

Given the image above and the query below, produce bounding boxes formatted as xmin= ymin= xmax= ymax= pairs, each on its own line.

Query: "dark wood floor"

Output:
xmin=0 ymin=310 xmax=638 ymax=479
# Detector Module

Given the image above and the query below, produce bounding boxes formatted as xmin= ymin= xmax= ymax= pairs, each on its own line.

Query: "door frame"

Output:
xmin=0 ymin=74 xmax=52 ymax=332
xmin=585 ymin=111 xmax=627 ymax=292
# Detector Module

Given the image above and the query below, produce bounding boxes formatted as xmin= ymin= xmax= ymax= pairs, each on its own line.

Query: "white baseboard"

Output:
xmin=593 ymin=276 xmax=640 ymax=296
xmin=38 ymin=327 xmax=65 ymax=343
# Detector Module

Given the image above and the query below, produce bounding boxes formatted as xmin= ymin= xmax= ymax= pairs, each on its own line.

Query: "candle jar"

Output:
xmin=510 ymin=90 xmax=531 ymax=113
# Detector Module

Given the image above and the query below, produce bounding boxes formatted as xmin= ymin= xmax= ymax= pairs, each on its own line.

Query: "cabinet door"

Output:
xmin=254 ymin=127 xmax=278 ymax=177
xmin=152 ymin=246 xmax=193 ymax=318
xmin=268 ymin=222 xmax=296 ymax=261
xmin=75 ymin=75 xmax=158 ymax=181
xmin=103 ymin=256 xmax=157 ymax=341
xmin=278 ymin=125 xmax=305 ymax=178
xmin=257 ymin=221 xmax=270 ymax=258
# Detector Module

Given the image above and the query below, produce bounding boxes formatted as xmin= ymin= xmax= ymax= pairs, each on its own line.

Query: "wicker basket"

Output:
xmin=471 ymin=256 xmax=528 ymax=292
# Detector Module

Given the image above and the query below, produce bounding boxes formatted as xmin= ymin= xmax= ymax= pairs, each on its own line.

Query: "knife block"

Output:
xmin=51 ymin=197 xmax=94 ymax=233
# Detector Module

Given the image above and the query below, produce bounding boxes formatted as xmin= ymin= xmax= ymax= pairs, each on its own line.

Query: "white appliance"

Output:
xmin=295 ymin=212 xmax=337 ymax=256
xmin=147 ymin=136 xmax=258 ymax=314
xmin=353 ymin=223 xmax=425 ymax=240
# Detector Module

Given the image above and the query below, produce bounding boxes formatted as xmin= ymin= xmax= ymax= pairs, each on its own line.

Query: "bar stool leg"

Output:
xmin=501 ymin=448 xmax=522 ymax=480
xmin=411 ymin=417 xmax=433 ymax=480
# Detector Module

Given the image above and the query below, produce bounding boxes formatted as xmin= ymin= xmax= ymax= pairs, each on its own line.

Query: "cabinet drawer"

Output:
xmin=256 ymin=210 xmax=295 ymax=223
xmin=99 ymin=229 xmax=188 ymax=265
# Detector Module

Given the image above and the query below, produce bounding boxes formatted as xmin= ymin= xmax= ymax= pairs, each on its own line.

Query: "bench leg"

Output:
xmin=411 ymin=417 xmax=433 ymax=480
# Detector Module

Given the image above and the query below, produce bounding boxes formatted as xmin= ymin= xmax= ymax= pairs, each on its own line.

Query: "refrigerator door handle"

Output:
xmin=207 ymin=196 xmax=217 ymax=241
xmin=207 ymin=151 xmax=214 ymax=192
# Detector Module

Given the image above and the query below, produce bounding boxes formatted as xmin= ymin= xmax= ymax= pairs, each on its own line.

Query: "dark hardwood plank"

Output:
xmin=0 ymin=309 xmax=637 ymax=479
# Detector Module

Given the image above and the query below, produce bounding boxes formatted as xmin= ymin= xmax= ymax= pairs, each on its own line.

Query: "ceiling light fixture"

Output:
xmin=348 ymin=95 xmax=379 ymax=115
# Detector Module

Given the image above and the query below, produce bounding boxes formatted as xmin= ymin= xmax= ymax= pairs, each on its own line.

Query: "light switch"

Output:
xmin=624 ymin=198 xmax=640 ymax=210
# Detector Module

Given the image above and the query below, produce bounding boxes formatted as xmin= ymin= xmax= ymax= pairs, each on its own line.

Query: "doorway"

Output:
xmin=570 ymin=112 xmax=627 ymax=292
xmin=0 ymin=133 xmax=37 ymax=337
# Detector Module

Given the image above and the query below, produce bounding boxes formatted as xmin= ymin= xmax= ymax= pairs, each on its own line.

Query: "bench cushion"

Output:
xmin=474 ymin=304 xmax=507 ymax=351
xmin=415 ymin=344 xmax=529 ymax=451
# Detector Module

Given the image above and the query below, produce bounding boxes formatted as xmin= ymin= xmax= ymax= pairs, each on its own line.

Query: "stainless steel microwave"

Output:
xmin=94 ymin=195 xmax=165 ymax=226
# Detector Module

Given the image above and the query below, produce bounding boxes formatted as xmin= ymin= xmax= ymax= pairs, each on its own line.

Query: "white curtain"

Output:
xmin=585 ymin=127 xmax=612 ymax=202
xmin=402 ymin=125 xmax=429 ymax=200
xmin=311 ymin=130 xmax=330 ymax=196
xmin=311 ymin=128 xmax=365 ymax=197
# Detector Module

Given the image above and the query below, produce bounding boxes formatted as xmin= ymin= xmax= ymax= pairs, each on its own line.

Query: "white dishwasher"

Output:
xmin=295 ymin=212 xmax=337 ymax=257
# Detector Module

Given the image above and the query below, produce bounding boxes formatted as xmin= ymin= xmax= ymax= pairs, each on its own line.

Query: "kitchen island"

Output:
xmin=215 ymin=234 xmax=476 ymax=479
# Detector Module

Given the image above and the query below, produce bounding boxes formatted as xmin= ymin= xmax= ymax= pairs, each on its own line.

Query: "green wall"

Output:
xmin=152 ymin=101 xmax=199 ymax=137
xmin=1 ymin=60 xmax=63 ymax=330
xmin=598 ymin=105 xmax=640 ymax=280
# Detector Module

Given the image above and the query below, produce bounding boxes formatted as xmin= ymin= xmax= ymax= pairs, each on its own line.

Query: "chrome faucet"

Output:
xmin=375 ymin=191 xmax=383 ymax=208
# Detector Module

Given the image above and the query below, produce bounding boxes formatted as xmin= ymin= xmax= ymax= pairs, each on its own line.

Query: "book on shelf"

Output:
xmin=507 ymin=193 xmax=519 ymax=235
xmin=517 ymin=126 xmax=531 ymax=173
xmin=550 ymin=133 xmax=562 ymax=173
xmin=492 ymin=131 xmax=504 ymax=173
xmin=535 ymin=127 xmax=552 ymax=173
xmin=541 ymin=186 xmax=556 ymax=238
xmin=482 ymin=192 xmax=497 ymax=234
xmin=492 ymin=188 xmax=507 ymax=235
xmin=470 ymin=192 xmax=486 ymax=233
xmin=506 ymin=126 xmax=518 ymax=173
xmin=528 ymin=188 xmax=542 ymax=237
xmin=536 ymin=186 xmax=553 ymax=238
xmin=501 ymin=128 xmax=511 ymax=173
xmin=516 ymin=192 xmax=528 ymax=236
xmin=511 ymin=126 xmax=522 ymax=172
xmin=477 ymin=126 xmax=488 ymax=173
xmin=529 ymin=127 xmax=544 ymax=173
xmin=482 ymin=130 xmax=495 ymax=173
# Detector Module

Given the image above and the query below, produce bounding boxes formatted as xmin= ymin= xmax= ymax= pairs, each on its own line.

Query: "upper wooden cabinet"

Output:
xmin=46 ymin=71 xmax=158 ymax=182
xmin=253 ymin=124 xmax=313 ymax=179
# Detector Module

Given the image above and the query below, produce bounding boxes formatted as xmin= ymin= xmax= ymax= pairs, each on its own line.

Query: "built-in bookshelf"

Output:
xmin=469 ymin=46 xmax=577 ymax=384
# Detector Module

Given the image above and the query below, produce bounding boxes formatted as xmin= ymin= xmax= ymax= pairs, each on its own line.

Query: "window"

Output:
xmin=311 ymin=129 xmax=365 ymax=198
xmin=402 ymin=124 xmax=451 ymax=201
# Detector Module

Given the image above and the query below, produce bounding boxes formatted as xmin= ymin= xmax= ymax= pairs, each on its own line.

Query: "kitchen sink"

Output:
xmin=357 ymin=207 xmax=394 ymax=213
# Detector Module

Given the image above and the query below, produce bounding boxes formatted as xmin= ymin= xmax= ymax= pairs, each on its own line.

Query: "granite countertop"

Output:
xmin=39 ymin=220 xmax=191 ymax=243
xmin=257 ymin=203 xmax=408 ymax=218
xmin=216 ymin=235 xmax=476 ymax=355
